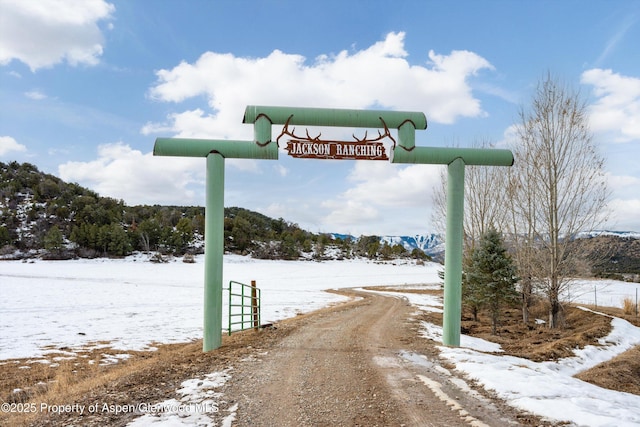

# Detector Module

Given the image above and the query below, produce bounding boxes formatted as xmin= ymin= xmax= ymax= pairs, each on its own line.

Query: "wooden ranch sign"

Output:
xmin=285 ymin=140 xmax=388 ymax=160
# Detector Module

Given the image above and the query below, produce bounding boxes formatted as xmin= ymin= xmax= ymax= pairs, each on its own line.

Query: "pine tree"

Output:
xmin=461 ymin=253 xmax=483 ymax=321
xmin=0 ymin=225 xmax=11 ymax=247
xmin=44 ymin=225 xmax=64 ymax=253
xmin=466 ymin=229 xmax=519 ymax=334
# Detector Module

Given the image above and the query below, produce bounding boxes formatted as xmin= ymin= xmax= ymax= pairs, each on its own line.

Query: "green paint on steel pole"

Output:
xmin=153 ymin=135 xmax=276 ymax=353
xmin=254 ymin=115 xmax=272 ymax=146
xmin=243 ymin=105 xmax=427 ymax=130
xmin=203 ymin=152 xmax=224 ymax=351
xmin=154 ymin=138 xmax=278 ymax=159
xmin=442 ymin=158 xmax=465 ymax=347
xmin=392 ymin=145 xmax=513 ymax=347
xmin=397 ymin=120 xmax=416 ymax=150
xmin=390 ymin=146 xmax=514 ymax=166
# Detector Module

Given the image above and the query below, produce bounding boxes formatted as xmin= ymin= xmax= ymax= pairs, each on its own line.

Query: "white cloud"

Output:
xmin=263 ymin=203 xmax=289 ymax=219
xmin=58 ymin=142 xmax=203 ymax=206
xmin=0 ymin=0 xmax=114 ymax=71
xmin=320 ymin=161 xmax=443 ymax=232
xmin=322 ymin=198 xmax=381 ymax=229
xmin=599 ymin=173 xmax=640 ymax=231
xmin=0 ymin=135 xmax=27 ymax=155
xmin=607 ymin=198 xmax=640 ymax=231
xmin=145 ymin=32 xmax=494 ymax=138
xmin=226 ymin=158 xmax=260 ymax=173
xmin=142 ymin=108 xmax=249 ymax=140
xmin=57 ymin=142 xmax=268 ymax=206
xmin=24 ymin=90 xmax=46 ymax=100
xmin=274 ymin=164 xmax=288 ymax=177
xmin=581 ymin=69 xmax=640 ymax=142
xmin=343 ymin=161 xmax=443 ymax=207
xmin=607 ymin=172 xmax=640 ymax=191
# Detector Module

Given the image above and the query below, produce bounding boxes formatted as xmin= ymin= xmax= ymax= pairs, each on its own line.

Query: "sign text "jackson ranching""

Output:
xmin=285 ymin=140 xmax=388 ymax=160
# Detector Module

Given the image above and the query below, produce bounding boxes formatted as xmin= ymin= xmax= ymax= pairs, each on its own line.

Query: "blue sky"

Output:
xmin=1 ymin=0 xmax=639 ymax=236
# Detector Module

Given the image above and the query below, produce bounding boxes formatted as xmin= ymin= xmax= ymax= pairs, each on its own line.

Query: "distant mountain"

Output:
xmin=573 ymin=232 xmax=640 ymax=278
xmin=331 ymin=233 xmax=444 ymax=260
xmin=577 ymin=230 xmax=640 ymax=240
xmin=380 ymin=234 xmax=444 ymax=258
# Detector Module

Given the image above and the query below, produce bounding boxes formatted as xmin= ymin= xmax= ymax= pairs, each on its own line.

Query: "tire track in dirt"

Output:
xmin=224 ymin=290 xmax=531 ymax=426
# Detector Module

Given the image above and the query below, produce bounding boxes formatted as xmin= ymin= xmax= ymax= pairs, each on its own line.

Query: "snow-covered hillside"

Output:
xmin=380 ymin=234 xmax=445 ymax=257
xmin=331 ymin=233 xmax=445 ymax=257
xmin=577 ymin=230 xmax=640 ymax=239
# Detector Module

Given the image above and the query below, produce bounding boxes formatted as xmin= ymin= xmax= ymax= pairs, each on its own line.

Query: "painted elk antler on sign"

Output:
xmin=277 ymin=114 xmax=393 ymax=160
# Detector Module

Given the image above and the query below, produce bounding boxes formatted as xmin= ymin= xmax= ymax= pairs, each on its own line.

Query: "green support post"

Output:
xmin=391 ymin=146 xmax=513 ymax=347
xmin=442 ymin=158 xmax=465 ymax=346
xmin=153 ymin=136 xmax=276 ymax=352
xmin=203 ymin=152 xmax=225 ymax=351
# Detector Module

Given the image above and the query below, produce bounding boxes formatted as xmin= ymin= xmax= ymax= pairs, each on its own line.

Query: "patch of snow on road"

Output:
xmin=126 ymin=369 xmax=234 ymax=427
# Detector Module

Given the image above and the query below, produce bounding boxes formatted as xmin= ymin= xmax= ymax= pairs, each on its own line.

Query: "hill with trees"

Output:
xmin=0 ymin=161 xmax=429 ymax=262
xmin=1 ymin=161 xmax=638 ymax=279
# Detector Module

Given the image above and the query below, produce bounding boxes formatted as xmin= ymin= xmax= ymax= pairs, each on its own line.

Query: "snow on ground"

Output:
xmin=2 ymin=255 xmax=640 ymax=426
xmin=563 ymin=278 xmax=640 ymax=309
xmin=418 ymin=304 xmax=640 ymax=426
xmin=126 ymin=369 xmax=237 ymax=427
xmin=0 ymin=254 xmax=437 ymax=360
xmin=358 ymin=284 xmax=445 ymax=314
xmin=364 ymin=283 xmax=640 ymax=426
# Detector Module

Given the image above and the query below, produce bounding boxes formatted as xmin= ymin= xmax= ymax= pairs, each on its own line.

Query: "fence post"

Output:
xmin=252 ymin=280 xmax=259 ymax=330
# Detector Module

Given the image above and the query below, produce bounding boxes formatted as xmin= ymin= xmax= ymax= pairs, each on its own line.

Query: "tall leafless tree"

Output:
xmin=511 ymin=74 xmax=609 ymax=328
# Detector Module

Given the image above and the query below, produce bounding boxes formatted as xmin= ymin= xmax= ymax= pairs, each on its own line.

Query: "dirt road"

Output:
xmin=220 ymin=290 xmax=533 ymax=426
xmin=5 ymin=290 xmax=547 ymax=426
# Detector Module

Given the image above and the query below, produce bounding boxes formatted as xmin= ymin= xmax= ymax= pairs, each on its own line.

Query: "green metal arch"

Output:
xmin=154 ymin=138 xmax=278 ymax=159
xmin=390 ymin=146 xmax=514 ymax=166
xmin=243 ymin=105 xmax=428 ymax=130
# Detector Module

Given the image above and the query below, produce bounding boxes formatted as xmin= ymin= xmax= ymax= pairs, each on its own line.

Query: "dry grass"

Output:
xmin=575 ymin=345 xmax=640 ymax=395
xmin=0 ymin=312 xmax=309 ymax=427
xmin=622 ymin=297 xmax=637 ymax=315
xmin=382 ymin=286 xmax=640 ymax=395
xmin=1 ymin=289 xmax=639 ymax=426
xmin=0 ymin=347 xmax=163 ymax=426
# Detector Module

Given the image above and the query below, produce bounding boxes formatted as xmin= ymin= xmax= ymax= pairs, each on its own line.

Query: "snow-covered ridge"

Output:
xmin=380 ymin=234 xmax=445 ymax=256
xmin=340 ymin=229 xmax=640 ymax=259
xmin=576 ymin=230 xmax=640 ymax=239
xmin=331 ymin=233 xmax=445 ymax=257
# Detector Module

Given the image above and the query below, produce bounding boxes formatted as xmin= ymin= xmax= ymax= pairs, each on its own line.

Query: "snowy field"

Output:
xmin=2 ymin=254 xmax=640 ymax=426
xmin=0 ymin=254 xmax=438 ymax=360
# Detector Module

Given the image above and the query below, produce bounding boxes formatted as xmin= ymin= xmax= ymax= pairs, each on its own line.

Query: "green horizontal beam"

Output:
xmin=390 ymin=146 xmax=514 ymax=166
xmin=243 ymin=105 xmax=427 ymax=130
xmin=153 ymin=138 xmax=278 ymax=159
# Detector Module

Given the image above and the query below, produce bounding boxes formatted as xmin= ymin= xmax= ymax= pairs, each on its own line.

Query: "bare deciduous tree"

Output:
xmin=511 ymin=74 xmax=609 ymax=328
xmin=431 ymin=139 xmax=510 ymax=252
